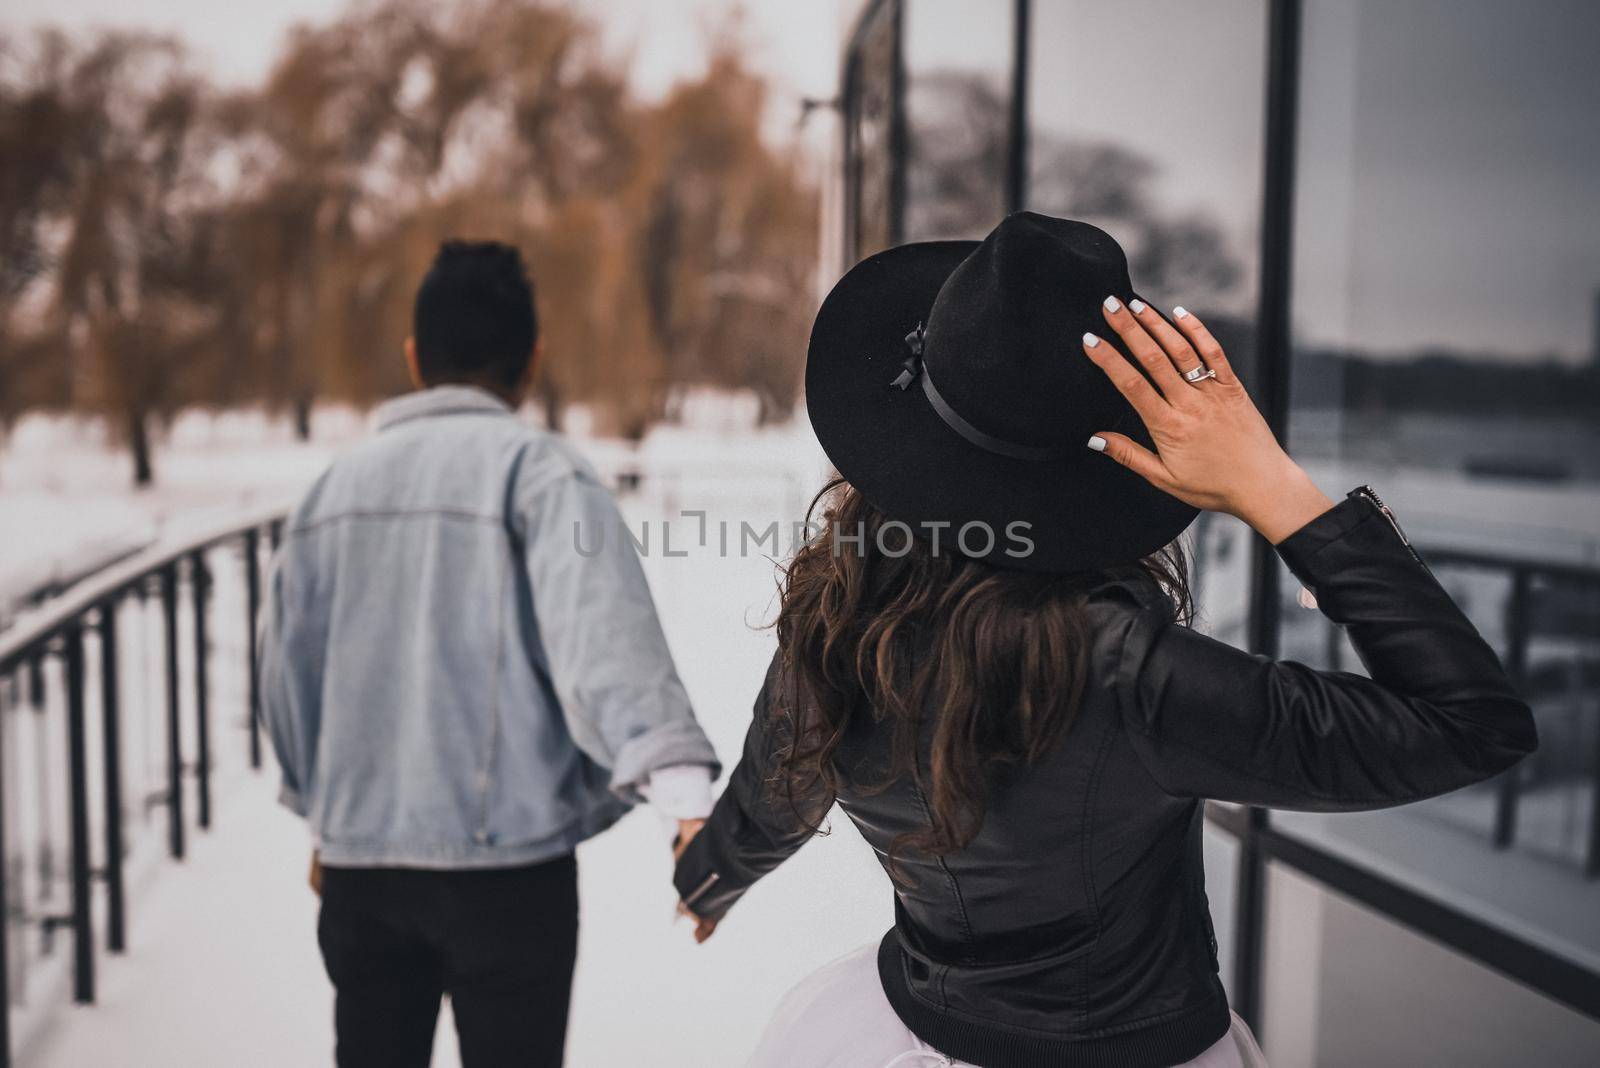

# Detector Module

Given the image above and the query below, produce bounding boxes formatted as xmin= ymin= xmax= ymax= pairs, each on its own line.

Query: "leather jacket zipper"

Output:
xmin=1349 ymin=485 xmax=1422 ymax=565
xmin=682 ymin=872 xmax=720 ymax=910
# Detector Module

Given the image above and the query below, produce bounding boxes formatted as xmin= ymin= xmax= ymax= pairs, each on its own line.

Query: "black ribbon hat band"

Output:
xmin=891 ymin=323 xmax=1064 ymax=463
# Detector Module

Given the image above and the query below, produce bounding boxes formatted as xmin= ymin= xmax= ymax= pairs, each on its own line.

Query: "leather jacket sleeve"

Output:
xmin=673 ymin=653 xmax=821 ymax=922
xmin=1117 ymin=491 xmax=1538 ymax=810
xmin=674 ymin=490 xmax=1541 ymax=921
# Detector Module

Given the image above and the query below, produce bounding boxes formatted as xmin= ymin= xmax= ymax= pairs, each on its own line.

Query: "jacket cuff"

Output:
xmin=1275 ymin=493 xmax=1373 ymax=561
xmin=640 ymin=764 xmax=715 ymax=820
xmin=671 ymin=796 xmax=750 ymax=922
xmin=609 ymin=720 xmax=722 ymax=805
xmin=1274 ymin=493 xmax=1390 ymax=588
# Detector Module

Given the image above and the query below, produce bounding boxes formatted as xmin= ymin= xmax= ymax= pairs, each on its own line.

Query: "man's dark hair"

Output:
xmin=412 ymin=240 xmax=538 ymax=392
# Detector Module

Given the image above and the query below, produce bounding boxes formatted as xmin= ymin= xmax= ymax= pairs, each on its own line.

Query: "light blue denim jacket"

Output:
xmin=259 ymin=386 xmax=718 ymax=868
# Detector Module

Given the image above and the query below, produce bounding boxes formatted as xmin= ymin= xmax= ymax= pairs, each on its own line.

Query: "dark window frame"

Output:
xmin=840 ymin=0 xmax=906 ymax=260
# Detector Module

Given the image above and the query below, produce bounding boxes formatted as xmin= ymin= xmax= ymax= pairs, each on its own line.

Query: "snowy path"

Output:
xmin=15 ymin=408 xmax=900 ymax=1066
xmin=28 ymin=758 xmax=894 ymax=1067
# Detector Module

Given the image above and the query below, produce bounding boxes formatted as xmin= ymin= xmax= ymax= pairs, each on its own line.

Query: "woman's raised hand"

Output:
xmin=1081 ymin=297 xmax=1333 ymax=544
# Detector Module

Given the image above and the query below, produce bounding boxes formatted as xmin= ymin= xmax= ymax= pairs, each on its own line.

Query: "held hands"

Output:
xmin=1082 ymin=299 xmax=1334 ymax=545
xmin=672 ymin=819 xmax=719 ymax=943
xmin=672 ymin=819 xmax=705 ymax=862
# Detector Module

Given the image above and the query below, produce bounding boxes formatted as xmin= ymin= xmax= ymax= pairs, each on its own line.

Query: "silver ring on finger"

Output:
xmin=1182 ymin=365 xmax=1217 ymax=384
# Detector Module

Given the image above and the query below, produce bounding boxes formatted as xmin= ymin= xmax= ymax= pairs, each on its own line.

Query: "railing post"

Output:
xmin=26 ymin=653 xmax=52 ymax=904
xmin=62 ymin=624 xmax=94 ymax=1004
xmin=1587 ymin=692 xmax=1600 ymax=879
xmin=190 ymin=551 xmax=212 ymax=830
xmin=245 ymin=528 xmax=263 ymax=770
xmin=1493 ymin=568 xmax=1531 ymax=849
xmin=1 ymin=671 xmax=13 ymax=1067
xmin=98 ymin=601 xmax=127 ymax=952
xmin=160 ymin=565 xmax=185 ymax=860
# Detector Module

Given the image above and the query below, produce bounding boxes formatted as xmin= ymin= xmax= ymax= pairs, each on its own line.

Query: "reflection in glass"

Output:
xmin=1026 ymin=0 xmax=1266 ymax=643
xmin=1026 ymin=2 xmax=1264 ymax=316
xmin=901 ymin=0 xmax=1013 ymax=241
xmin=1278 ymin=0 xmax=1600 ymax=973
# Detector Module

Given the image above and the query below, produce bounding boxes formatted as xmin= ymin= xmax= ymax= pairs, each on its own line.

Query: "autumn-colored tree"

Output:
xmin=0 ymin=1 xmax=820 ymax=483
xmin=628 ymin=45 xmax=819 ymax=426
xmin=0 ymin=31 xmax=230 ymax=483
xmin=215 ymin=0 xmax=656 ymax=430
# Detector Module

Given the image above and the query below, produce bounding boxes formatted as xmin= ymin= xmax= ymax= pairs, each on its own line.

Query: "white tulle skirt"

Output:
xmin=746 ymin=945 xmax=1268 ymax=1068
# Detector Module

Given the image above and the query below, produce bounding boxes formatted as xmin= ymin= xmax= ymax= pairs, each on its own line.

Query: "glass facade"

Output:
xmin=1273 ymin=0 xmax=1600 ymax=975
xmin=1026 ymin=0 xmax=1266 ymax=649
xmin=837 ymin=0 xmax=1600 ymax=1057
xmin=901 ymin=0 xmax=1014 ymax=241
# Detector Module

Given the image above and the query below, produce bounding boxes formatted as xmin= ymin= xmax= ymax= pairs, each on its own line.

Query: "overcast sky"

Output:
xmin=0 ymin=0 xmax=844 ymax=109
xmin=7 ymin=0 xmax=1597 ymax=362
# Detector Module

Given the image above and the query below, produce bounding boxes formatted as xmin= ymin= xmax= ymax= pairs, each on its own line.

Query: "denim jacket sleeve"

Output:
xmin=517 ymin=463 xmax=720 ymax=803
xmin=1115 ymin=492 xmax=1539 ymax=810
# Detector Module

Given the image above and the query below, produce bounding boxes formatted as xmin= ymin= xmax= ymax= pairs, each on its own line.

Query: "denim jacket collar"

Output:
xmin=374 ymin=385 xmax=513 ymax=432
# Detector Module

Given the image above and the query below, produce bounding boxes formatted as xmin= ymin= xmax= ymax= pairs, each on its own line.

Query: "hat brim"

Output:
xmin=805 ymin=240 xmax=1198 ymax=574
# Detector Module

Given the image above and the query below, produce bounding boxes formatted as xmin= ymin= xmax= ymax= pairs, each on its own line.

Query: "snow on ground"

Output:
xmin=0 ymin=408 xmax=353 ymax=616
xmin=8 ymin=399 xmax=908 ymax=1067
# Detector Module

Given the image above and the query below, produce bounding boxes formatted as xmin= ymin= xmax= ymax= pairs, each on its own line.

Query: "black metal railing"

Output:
xmin=1216 ymin=537 xmax=1600 ymax=1029
xmin=1423 ymin=546 xmax=1600 ymax=877
xmin=1279 ymin=542 xmax=1600 ymax=877
xmin=0 ymin=506 xmax=287 ymax=1067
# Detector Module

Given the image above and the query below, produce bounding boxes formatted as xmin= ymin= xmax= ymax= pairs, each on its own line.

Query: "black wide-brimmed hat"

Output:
xmin=806 ymin=211 xmax=1197 ymax=573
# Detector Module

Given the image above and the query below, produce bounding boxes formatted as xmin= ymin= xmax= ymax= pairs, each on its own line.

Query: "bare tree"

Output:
xmin=0 ymin=32 xmax=223 ymax=484
xmin=0 ymin=1 xmax=823 ymax=478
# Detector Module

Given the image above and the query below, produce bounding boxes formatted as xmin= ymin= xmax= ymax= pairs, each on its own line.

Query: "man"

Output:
xmin=259 ymin=241 xmax=718 ymax=1067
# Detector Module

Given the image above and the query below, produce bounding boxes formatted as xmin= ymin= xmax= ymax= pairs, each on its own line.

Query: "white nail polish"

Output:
xmin=1087 ymin=435 xmax=1107 ymax=452
xmin=1082 ymin=332 xmax=1100 ymax=348
xmin=1103 ymin=296 xmax=1121 ymax=313
xmin=1172 ymin=306 xmax=1189 ymax=319
xmin=1128 ymin=298 xmax=1147 ymax=314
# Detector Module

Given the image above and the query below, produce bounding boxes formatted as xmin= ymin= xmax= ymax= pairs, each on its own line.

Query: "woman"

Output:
xmin=672 ymin=213 xmax=1535 ymax=1068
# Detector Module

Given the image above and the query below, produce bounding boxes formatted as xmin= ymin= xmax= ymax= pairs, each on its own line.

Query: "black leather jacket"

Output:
xmin=673 ymin=492 xmax=1537 ymax=1068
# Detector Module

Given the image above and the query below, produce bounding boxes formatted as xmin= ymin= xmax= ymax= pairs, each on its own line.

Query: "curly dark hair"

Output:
xmin=771 ymin=477 xmax=1192 ymax=858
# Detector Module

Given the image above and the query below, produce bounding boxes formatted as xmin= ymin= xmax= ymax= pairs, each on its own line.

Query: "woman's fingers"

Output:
xmin=1169 ymin=307 xmax=1239 ymax=386
xmin=1126 ymin=299 xmax=1205 ymax=381
xmin=1087 ymin=432 xmax=1178 ymax=493
xmin=1081 ymin=330 xmax=1169 ymax=426
xmin=1101 ymin=296 xmax=1189 ymax=398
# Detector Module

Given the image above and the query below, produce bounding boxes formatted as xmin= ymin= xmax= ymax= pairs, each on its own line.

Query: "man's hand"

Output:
xmin=672 ymin=818 xmax=705 ymax=862
xmin=309 ymin=850 xmax=324 ymax=897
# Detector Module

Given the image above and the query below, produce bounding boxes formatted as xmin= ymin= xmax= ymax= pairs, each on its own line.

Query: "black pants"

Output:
xmin=317 ymin=855 xmax=579 ymax=1068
